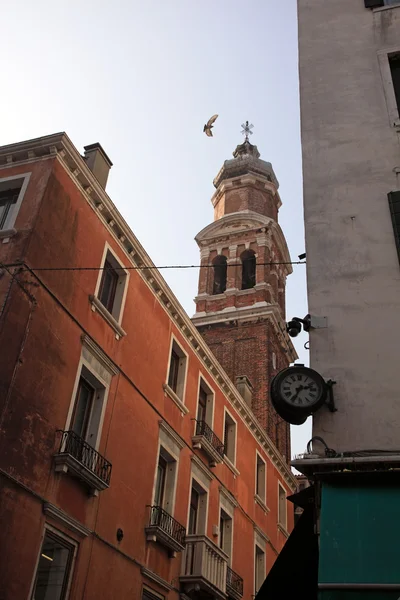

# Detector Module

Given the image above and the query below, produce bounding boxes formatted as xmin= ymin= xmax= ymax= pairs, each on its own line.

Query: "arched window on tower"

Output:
xmin=212 ymin=255 xmax=227 ymax=295
xmin=241 ymin=250 xmax=256 ymax=290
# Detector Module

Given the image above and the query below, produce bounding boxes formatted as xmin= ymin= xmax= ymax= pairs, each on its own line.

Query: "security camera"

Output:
xmin=287 ymin=318 xmax=302 ymax=337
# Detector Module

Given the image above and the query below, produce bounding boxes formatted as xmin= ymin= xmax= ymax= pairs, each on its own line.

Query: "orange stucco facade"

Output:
xmin=0 ymin=134 xmax=296 ymax=600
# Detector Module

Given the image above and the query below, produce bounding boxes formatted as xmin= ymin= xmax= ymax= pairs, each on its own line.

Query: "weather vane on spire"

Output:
xmin=241 ymin=120 xmax=254 ymax=142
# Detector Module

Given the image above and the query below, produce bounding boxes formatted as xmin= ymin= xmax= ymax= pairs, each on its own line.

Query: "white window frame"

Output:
xmin=64 ymin=337 xmax=116 ymax=451
xmin=28 ymin=524 xmax=78 ymax=600
xmin=91 ymin=242 xmax=129 ymax=339
xmin=278 ymin=482 xmax=288 ymax=531
xmin=218 ymin=496 xmax=234 ymax=563
xmin=194 ymin=374 xmax=215 ymax=433
xmin=187 ymin=476 xmax=209 ymax=536
xmin=163 ymin=334 xmax=189 ymax=414
xmin=223 ymin=408 xmax=237 ymax=467
xmin=254 ymin=542 xmax=266 ymax=595
xmin=255 ymin=451 xmax=267 ymax=505
xmin=142 ymin=586 xmax=165 ymax=600
xmin=0 ymin=172 xmax=31 ymax=235
xmin=151 ymin=421 xmax=184 ymax=517
xmin=377 ymin=46 xmax=400 ymax=127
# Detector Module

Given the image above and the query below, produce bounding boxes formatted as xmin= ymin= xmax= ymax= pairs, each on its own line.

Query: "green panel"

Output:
xmin=319 ymin=592 xmax=400 ymax=600
xmin=319 ymin=482 xmax=400 ymax=584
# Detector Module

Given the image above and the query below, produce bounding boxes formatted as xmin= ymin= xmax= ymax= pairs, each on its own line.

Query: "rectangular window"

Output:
xmin=278 ymin=483 xmax=287 ymax=530
xmin=219 ymin=509 xmax=233 ymax=560
xmin=96 ymin=250 xmax=128 ymax=321
xmin=31 ymin=531 xmax=75 ymax=600
xmin=188 ymin=487 xmax=200 ymax=535
xmin=197 ymin=387 xmax=207 ymax=422
xmin=389 ymin=54 xmax=400 ymax=115
xmin=154 ymin=455 xmax=167 ymax=507
xmin=388 ymin=191 xmax=400 ymax=260
xmin=98 ymin=259 xmax=119 ymax=313
xmin=223 ymin=411 xmax=237 ymax=464
xmin=188 ymin=480 xmax=208 ymax=535
xmin=142 ymin=589 xmax=165 ymax=600
xmin=69 ymin=366 xmax=106 ymax=448
xmin=153 ymin=447 xmax=177 ymax=514
xmin=256 ymin=454 xmax=266 ymax=502
xmin=166 ymin=340 xmax=187 ymax=400
xmin=0 ymin=175 xmax=29 ymax=232
xmin=70 ymin=377 xmax=95 ymax=440
xmin=255 ymin=545 xmax=266 ymax=594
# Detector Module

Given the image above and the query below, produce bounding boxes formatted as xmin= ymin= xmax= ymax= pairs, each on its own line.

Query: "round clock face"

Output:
xmin=270 ymin=366 xmax=328 ymax=424
xmin=279 ymin=370 xmax=323 ymax=409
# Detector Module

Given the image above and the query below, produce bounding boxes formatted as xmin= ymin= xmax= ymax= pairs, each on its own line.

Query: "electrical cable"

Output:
xmin=3 ymin=260 xmax=306 ymax=273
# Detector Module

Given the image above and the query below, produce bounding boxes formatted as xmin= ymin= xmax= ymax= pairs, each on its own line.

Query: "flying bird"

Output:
xmin=203 ymin=114 xmax=218 ymax=137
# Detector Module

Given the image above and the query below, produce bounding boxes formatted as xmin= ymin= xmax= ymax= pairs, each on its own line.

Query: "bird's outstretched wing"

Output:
xmin=205 ymin=128 xmax=213 ymax=137
xmin=206 ymin=114 xmax=218 ymax=128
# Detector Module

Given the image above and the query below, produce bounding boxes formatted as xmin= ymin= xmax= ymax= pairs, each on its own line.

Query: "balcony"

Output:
xmin=180 ymin=534 xmax=228 ymax=600
xmin=145 ymin=505 xmax=186 ymax=557
xmin=54 ymin=430 xmax=112 ymax=495
xmin=226 ymin=566 xmax=244 ymax=600
xmin=192 ymin=420 xmax=225 ymax=467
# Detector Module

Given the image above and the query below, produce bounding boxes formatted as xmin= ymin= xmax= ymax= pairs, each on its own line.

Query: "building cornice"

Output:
xmin=0 ymin=133 xmax=297 ymax=492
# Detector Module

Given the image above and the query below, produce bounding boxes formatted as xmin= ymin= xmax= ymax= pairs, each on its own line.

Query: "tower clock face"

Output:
xmin=270 ymin=365 xmax=328 ymax=423
xmin=279 ymin=371 xmax=322 ymax=408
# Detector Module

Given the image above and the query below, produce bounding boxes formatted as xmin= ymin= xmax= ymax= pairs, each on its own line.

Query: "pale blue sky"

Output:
xmin=2 ymin=0 xmax=311 ymax=459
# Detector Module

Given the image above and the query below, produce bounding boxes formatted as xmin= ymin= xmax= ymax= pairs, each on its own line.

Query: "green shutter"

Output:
xmin=388 ymin=191 xmax=400 ymax=261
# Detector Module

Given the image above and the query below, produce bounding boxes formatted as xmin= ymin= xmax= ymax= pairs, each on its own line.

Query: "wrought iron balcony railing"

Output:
xmin=148 ymin=505 xmax=186 ymax=547
xmin=194 ymin=420 xmax=225 ymax=457
xmin=57 ymin=430 xmax=112 ymax=487
xmin=227 ymin=565 xmax=244 ymax=598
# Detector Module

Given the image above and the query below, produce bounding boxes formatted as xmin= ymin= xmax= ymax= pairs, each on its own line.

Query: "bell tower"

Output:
xmin=192 ymin=131 xmax=297 ymax=460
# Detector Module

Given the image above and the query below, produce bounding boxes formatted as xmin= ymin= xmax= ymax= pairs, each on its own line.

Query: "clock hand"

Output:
xmin=291 ymin=385 xmax=304 ymax=402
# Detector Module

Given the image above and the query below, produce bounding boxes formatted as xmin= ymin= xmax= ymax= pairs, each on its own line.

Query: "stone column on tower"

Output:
xmin=192 ymin=134 xmax=297 ymax=461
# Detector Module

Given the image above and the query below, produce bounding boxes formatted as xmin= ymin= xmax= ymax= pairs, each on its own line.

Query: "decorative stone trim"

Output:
xmin=223 ymin=456 xmax=240 ymax=477
xmin=81 ymin=334 xmax=119 ymax=376
xmin=277 ymin=523 xmax=289 ymax=538
xmin=254 ymin=494 xmax=270 ymax=514
xmin=254 ymin=525 xmax=269 ymax=549
xmin=159 ymin=419 xmax=185 ymax=450
xmin=140 ymin=566 xmax=173 ymax=592
xmin=162 ymin=384 xmax=190 ymax=415
xmin=43 ymin=502 xmax=91 ymax=537
xmin=89 ymin=295 xmax=127 ymax=340
xmin=191 ymin=455 xmax=214 ymax=486
xmin=219 ymin=485 xmax=238 ymax=510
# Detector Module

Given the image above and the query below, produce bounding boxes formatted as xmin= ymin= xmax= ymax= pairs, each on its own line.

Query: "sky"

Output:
xmin=2 ymin=0 xmax=311 ymax=459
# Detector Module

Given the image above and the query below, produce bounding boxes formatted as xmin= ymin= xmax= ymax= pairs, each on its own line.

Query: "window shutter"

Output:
xmin=364 ymin=0 xmax=384 ymax=7
xmin=388 ymin=191 xmax=400 ymax=261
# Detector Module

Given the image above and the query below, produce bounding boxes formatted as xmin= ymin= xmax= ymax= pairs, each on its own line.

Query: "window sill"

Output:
xmin=254 ymin=494 xmax=270 ymax=513
xmin=277 ymin=523 xmax=289 ymax=538
xmin=373 ymin=3 xmax=400 ymax=12
xmin=89 ymin=295 xmax=126 ymax=340
xmin=223 ymin=455 xmax=240 ymax=477
xmin=163 ymin=384 xmax=189 ymax=415
xmin=0 ymin=228 xmax=17 ymax=242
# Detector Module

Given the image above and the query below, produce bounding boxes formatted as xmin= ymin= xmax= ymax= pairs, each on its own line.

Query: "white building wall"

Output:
xmin=298 ymin=0 xmax=400 ymax=451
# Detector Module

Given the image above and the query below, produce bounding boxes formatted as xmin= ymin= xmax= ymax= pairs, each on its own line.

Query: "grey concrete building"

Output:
xmin=298 ymin=0 xmax=400 ymax=453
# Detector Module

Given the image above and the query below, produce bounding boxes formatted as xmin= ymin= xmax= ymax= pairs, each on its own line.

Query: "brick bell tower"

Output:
xmin=192 ymin=130 xmax=297 ymax=461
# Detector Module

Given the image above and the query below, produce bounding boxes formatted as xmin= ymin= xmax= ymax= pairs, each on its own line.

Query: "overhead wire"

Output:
xmin=3 ymin=260 xmax=306 ymax=273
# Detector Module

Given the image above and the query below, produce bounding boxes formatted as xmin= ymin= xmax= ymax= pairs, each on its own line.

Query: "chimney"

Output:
xmin=235 ymin=375 xmax=253 ymax=407
xmin=83 ymin=143 xmax=113 ymax=189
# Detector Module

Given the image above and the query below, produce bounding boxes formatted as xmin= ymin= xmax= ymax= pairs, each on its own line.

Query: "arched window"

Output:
xmin=212 ymin=255 xmax=227 ymax=294
xmin=241 ymin=250 xmax=256 ymax=290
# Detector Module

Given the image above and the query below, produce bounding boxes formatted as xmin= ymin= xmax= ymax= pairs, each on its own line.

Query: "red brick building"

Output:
xmin=0 ymin=133 xmax=296 ymax=600
xmin=193 ymin=139 xmax=296 ymax=461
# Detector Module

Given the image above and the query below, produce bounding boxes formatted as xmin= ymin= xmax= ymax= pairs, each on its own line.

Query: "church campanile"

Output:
xmin=192 ymin=132 xmax=297 ymax=461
